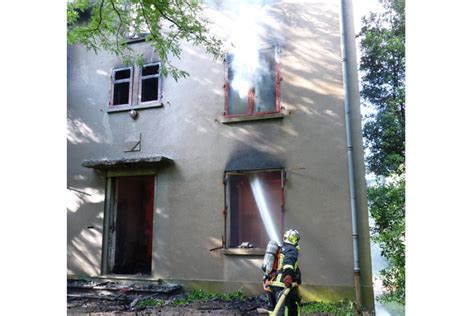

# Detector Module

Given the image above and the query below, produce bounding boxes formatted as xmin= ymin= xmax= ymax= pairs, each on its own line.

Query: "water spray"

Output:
xmin=249 ymin=174 xmax=282 ymax=246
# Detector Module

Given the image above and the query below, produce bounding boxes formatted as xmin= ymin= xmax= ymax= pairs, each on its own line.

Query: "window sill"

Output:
xmin=221 ymin=112 xmax=284 ymax=124
xmin=222 ymin=248 xmax=265 ymax=256
xmin=107 ymin=102 xmax=164 ymax=113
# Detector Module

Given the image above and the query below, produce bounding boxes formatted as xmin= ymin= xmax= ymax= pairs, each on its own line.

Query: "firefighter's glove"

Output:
xmin=263 ymin=279 xmax=271 ymax=292
xmin=283 ymin=274 xmax=293 ymax=288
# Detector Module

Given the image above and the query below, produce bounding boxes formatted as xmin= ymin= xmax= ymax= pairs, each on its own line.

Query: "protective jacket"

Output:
xmin=271 ymin=242 xmax=301 ymax=288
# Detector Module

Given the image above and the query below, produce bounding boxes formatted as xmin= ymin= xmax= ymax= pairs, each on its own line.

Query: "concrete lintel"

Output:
xmin=82 ymin=155 xmax=174 ymax=170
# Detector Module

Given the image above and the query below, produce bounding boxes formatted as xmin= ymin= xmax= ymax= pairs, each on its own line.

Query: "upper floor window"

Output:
xmin=139 ymin=63 xmax=160 ymax=104
xmin=225 ymin=46 xmax=281 ymax=117
xmin=109 ymin=63 xmax=161 ymax=110
xmin=111 ymin=67 xmax=133 ymax=106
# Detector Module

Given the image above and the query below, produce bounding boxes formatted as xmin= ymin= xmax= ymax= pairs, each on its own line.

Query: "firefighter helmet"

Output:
xmin=283 ymin=229 xmax=300 ymax=246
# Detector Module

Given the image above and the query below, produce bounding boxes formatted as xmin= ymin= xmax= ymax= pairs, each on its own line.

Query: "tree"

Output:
xmin=368 ymin=169 xmax=405 ymax=304
xmin=67 ymin=0 xmax=223 ymax=81
xmin=359 ymin=0 xmax=405 ymax=305
xmin=359 ymin=0 xmax=405 ymax=177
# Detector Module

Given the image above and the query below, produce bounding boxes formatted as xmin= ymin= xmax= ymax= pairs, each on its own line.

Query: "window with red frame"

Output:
xmin=225 ymin=170 xmax=284 ymax=249
xmin=225 ymin=47 xmax=280 ymax=117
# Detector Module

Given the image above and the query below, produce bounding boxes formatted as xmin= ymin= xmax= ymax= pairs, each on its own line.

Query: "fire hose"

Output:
xmin=268 ymin=282 xmax=298 ymax=316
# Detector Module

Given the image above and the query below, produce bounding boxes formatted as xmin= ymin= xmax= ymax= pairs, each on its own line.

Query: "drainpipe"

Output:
xmin=340 ymin=0 xmax=362 ymax=307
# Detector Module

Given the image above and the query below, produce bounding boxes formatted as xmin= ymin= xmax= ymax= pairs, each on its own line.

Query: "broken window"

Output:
xmin=111 ymin=67 xmax=133 ymax=106
xmin=139 ymin=63 xmax=161 ymax=103
xmin=225 ymin=47 xmax=280 ymax=117
xmin=226 ymin=170 xmax=284 ymax=249
xmin=108 ymin=175 xmax=154 ymax=275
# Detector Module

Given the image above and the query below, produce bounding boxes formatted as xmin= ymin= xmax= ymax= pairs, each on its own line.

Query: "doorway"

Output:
xmin=108 ymin=175 xmax=154 ymax=275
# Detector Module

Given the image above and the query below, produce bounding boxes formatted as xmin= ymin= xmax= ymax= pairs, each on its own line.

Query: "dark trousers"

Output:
xmin=268 ymin=286 xmax=300 ymax=316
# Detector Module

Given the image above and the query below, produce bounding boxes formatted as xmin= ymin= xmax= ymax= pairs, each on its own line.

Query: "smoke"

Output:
xmin=226 ymin=1 xmax=277 ymax=100
xmin=228 ymin=5 xmax=261 ymax=98
xmin=249 ymin=174 xmax=282 ymax=245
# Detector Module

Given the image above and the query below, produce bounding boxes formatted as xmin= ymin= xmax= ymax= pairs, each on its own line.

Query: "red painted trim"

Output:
xmin=224 ymin=47 xmax=281 ymax=119
xmin=248 ymin=87 xmax=255 ymax=115
xmin=223 ymin=111 xmax=281 ymax=119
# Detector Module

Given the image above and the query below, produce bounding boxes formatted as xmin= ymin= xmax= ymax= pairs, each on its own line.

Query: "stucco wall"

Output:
xmin=67 ymin=0 xmax=367 ymax=301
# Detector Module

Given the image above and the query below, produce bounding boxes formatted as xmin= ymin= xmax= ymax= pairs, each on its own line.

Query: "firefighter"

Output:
xmin=265 ymin=229 xmax=302 ymax=316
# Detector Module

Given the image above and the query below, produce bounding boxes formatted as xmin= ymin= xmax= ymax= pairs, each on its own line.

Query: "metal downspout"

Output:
xmin=339 ymin=0 xmax=362 ymax=306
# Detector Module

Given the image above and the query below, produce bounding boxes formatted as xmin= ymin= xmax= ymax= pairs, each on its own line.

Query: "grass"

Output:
xmin=135 ymin=290 xmax=359 ymax=315
xmin=171 ymin=289 xmax=246 ymax=306
xmin=302 ymin=299 xmax=358 ymax=315
xmin=135 ymin=298 xmax=166 ymax=308
xmin=134 ymin=289 xmax=246 ymax=309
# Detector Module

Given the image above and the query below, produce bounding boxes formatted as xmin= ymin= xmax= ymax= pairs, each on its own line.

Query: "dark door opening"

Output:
xmin=111 ymin=175 xmax=154 ymax=275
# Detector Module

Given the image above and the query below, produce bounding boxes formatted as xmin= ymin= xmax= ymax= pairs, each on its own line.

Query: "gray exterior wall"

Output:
xmin=67 ymin=0 xmax=373 ymax=309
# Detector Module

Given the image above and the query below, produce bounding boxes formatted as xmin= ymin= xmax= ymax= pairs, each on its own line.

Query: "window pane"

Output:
xmin=141 ymin=78 xmax=159 ymax=102
xmin=114 ymin=69 xmax=131 ymax=80
xmin=228 ymin=55 xmax=249 ymax=115
xmin=228 ymin=171 xmax=282 ymax=248
xmin=113 ymin=82 xmax=130 ymax=105
xmin=255 ymin=48 xmax=276 ymax=113
xmin=142 ymin=64 xmax=160 ymax=76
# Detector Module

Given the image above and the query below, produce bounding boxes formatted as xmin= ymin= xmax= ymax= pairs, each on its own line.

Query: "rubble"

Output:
xmin=67 ymin=279 xmax=267 ymax=315
xmin=67 ymin=279 xmax=183 ymax=314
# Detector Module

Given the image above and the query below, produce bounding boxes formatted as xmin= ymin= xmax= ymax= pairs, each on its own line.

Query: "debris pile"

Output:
xmin=67 ymin=279 xmax=268 ymax=315
xmin=67 ymin=279 xmax=182 ymax=314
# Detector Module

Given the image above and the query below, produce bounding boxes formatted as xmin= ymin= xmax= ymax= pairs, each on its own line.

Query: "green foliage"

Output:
xmin=67 ymin=0 xmax=223 ymax=81
xmin=359 ymin=0 xmax=405 ymax=176
xmin=135 ymin=298 xmax=165 ymax=308
xmin=133 ymin=290 xmax=245 ymax=309
xmin=302 ymin=300 xmax=358 ymax=315
xmin=368 ymin=170 xmax=405 ymax=304
xmin=359 ymin=0 xmax=405 ymax=305
xmin=171 ymin=289 xmax=246 ymax=306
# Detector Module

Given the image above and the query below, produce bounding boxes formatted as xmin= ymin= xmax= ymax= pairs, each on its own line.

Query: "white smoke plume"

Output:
xmin=224 ymin=1 xmax=278 ymax=99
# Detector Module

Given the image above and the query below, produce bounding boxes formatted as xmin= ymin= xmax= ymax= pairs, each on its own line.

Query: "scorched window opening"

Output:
xmin=224 ymin=46 xmax=281 ymax=117
xmin=225 ymin=170 xmax=284 ymax=249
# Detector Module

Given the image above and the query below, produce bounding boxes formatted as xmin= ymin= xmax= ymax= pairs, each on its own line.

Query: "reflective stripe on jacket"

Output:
xmin=271 ymin=242 xmax=299 ymax=288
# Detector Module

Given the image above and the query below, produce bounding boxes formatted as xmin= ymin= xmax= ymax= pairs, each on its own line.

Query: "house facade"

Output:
xmin=67 ymin=0 xmax=374 ymax=311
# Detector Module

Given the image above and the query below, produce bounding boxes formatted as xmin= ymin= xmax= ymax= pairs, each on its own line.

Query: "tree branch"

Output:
xmin=109 ymin=0 xmax=125 ymax=52
xmin=81 ymin=0 xmax=105 ymax=33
